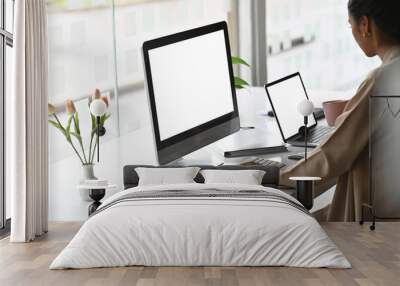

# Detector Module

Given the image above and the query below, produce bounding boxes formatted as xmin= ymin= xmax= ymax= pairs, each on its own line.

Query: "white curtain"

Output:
xmin=9 ymin=0 xmax=48 ymax=242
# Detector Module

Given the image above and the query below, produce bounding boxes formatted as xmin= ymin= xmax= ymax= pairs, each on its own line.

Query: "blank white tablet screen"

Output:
xmin=148 ymin=30 xmax=234 ymax=141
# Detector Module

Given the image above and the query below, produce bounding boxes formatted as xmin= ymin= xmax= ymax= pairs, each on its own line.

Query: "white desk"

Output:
xmin=181 ymin=87 xmax=353 ymax=166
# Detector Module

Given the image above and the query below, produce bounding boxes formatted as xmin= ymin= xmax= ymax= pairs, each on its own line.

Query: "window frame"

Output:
xmin=0 ymin=0 xmax=13 ymax=234
xmin=250 ymin=0 xmax=267 ymax=86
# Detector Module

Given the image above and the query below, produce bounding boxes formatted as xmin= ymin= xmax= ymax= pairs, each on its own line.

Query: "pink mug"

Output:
xmin=322 ymin=100 xmax=349 ymax=127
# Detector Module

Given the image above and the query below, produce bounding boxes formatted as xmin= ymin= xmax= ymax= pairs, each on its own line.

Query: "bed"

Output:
xmin=50 ymin=165 xmax=350 ymax=269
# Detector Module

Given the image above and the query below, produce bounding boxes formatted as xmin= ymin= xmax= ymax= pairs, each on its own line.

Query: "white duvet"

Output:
xmin=50 ymin=183 xmax=350 ymax=269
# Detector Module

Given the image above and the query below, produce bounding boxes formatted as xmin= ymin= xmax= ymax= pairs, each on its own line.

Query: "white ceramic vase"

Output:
xmin=79 ymin=164 xmax=97 ymax=201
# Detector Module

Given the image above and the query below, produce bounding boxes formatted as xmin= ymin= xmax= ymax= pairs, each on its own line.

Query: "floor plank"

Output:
xmin=0 ymin=222 xmax=399 ymax=286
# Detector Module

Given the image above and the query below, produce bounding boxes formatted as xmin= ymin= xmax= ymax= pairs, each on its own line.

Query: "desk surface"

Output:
xmin=181 ymin=87 xmax=352 ymax=167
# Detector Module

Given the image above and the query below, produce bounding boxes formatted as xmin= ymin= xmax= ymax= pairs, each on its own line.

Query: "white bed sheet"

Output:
xmin=50 ymin=183 xmax=350 ymax=269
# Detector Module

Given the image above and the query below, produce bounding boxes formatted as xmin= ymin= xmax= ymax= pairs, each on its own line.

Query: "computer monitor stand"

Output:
xmin=166 ymin=146 xmax=224 ymax=167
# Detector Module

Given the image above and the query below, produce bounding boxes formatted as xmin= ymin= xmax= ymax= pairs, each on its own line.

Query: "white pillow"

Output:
xmin=135 ymin=167 xmax=200 ymax=186
xmin=200 ymin=169 xmax=266 ymax=185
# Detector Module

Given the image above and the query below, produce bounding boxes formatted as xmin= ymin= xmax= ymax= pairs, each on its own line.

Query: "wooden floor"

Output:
xmin=0 ymin=222 xmax=399 ymax=286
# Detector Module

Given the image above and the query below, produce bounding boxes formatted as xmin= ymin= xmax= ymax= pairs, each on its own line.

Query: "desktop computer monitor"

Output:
xmin=142 ymin=21 xmax=240 ymax=165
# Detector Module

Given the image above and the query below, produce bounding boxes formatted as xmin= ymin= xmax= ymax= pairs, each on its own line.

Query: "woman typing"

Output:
xmin=280 ymin=0 xmax=400 ymax=221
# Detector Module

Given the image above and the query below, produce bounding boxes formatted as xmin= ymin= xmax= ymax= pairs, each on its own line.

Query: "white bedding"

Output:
xmin=50 ymin=183 xmax=350 ymax=269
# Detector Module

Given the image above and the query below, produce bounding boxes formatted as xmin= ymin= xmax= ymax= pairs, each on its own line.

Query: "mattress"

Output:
xmin=50 ymin=183 xmax=350 ymax=269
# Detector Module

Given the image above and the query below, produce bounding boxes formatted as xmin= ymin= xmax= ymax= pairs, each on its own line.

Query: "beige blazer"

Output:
xmin=280 ymin=46 xmax=400 ymax=222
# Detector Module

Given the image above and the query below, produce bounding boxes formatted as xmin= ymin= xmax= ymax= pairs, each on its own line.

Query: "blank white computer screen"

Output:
xmin=267 ymin=75 xmax=316 ymax=139
xmin=148 ymin=30 xmax=234 ymax=141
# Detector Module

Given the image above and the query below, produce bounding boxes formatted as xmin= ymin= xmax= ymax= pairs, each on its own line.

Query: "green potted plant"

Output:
xmin=231 ymin=56 xmax=253 ymax=126
xmin=231 ymin=56 xmax=250 ymax=89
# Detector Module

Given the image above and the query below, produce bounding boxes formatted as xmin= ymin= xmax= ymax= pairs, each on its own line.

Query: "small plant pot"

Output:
xmin=79 ymin=164 xmax=97 ymax=201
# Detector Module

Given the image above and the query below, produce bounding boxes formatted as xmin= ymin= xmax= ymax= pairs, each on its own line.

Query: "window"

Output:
xmin=0 ymin=0 xmax=13 ymax=233
xmin=266 ymin=0 xmax=380 ymax=91
xmin=46 ymin=0 xmax=235 ymax=160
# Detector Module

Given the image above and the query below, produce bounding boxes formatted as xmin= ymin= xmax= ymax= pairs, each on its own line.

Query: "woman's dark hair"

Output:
xmin=348 ymin=0 xmax=400 ymax=42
